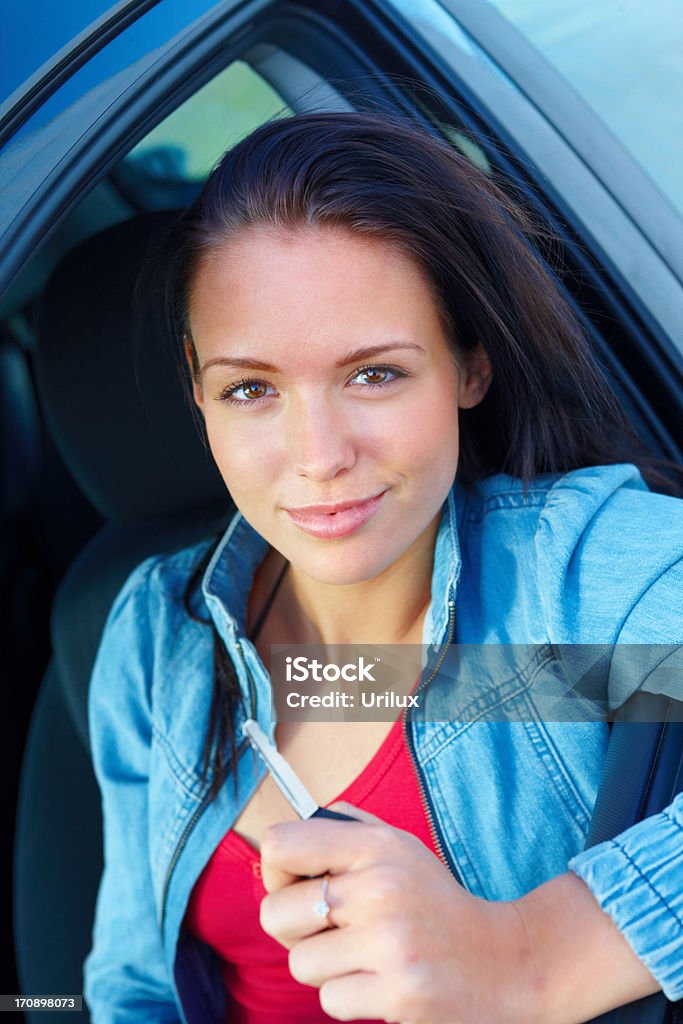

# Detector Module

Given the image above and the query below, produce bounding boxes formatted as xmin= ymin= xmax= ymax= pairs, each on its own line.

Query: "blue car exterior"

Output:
xmin=83 ymin=462 xmax=683 ymax=1023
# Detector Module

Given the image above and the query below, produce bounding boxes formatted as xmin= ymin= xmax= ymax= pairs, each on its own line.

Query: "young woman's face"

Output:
xmin=187 ymin=226 xmax=490 ymax=586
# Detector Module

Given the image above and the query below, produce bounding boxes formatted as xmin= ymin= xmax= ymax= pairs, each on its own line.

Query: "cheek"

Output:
xmin=394 ymin=387 xmax=460 ymax=469
xmin=204 ymin=415 xmax=281 ymax=496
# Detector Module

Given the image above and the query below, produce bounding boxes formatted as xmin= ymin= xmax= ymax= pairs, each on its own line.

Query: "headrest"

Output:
xmin=34 ymin=212 xmax=227 ymax=522
xmin=0 ymin=339 xmax=40 ymax=518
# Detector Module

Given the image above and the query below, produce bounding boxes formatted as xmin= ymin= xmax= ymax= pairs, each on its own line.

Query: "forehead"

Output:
xmin=187 ymin=225 xmax=446 ymax=350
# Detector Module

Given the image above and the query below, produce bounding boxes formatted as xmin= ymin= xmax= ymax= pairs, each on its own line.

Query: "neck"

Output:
xmin=277 ymin=515 xmax=439 ymax=647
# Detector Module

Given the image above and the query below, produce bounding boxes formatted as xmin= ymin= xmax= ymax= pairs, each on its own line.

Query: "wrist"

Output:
xmin=513 ymin=872 xmax=661 ymax=1024
xmin=503 ymin=897 xmax=550 ymax=1024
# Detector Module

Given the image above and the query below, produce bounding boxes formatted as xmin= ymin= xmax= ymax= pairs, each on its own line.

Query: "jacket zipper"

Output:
xmin=236 ymin=638 xmax=258 ymax=723
xmin=160 ymin=787 xmax=214 ymax=932
xmin=160 ymin=639 xmax=257 ymax=932
xmin=402 ymin=598 xmax=462 ymax=882
xmin=161 ymin=606 xmax=462 ymax=927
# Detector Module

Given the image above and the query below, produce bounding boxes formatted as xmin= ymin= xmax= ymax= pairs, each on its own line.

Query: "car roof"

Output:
xmin=0 ymin=0 xmax=120 ymax=103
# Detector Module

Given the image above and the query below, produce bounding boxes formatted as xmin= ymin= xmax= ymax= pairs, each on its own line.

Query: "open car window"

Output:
xmin=0 ymin=58 xmax=290 ymax=328
xmin=114 ymin=59 xmax=292 ymax=209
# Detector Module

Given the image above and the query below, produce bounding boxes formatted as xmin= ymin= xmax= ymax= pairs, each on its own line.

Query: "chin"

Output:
xmin=289 ymin=544 xmax=402 ymax=588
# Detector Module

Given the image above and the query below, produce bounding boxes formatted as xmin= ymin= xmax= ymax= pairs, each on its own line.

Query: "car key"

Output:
xmin=243 ymin=718 xmax=358 ymax=822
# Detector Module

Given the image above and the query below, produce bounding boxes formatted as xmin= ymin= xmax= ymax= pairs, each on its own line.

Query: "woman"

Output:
xmin=84 ymin=112 xmax=683 ymax=1024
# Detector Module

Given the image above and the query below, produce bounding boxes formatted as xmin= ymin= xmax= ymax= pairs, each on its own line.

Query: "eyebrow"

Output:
xmin=200 ymin=342 xmax=425 ymax=375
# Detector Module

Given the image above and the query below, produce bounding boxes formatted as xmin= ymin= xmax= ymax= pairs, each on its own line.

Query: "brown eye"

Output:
xmin=361 ymin=368 xmax=388 ymax=384
xmin=349 ymin=364 xmax=406 ymax=389
xmin=220 ymin=378 xmax=276 ymax=403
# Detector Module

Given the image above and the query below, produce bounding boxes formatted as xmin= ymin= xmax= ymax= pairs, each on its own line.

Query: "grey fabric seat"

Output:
xmin=13 ymin=212 xmax=233 ymax=1024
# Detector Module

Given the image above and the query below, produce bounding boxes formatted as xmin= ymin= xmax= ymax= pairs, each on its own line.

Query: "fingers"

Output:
xmin=260 ymin=861 xmax=300 ymax=893
xmin=260 ymin=863 xmax=421 ymax=948
xmin=300 ymin=926 xmax=432 ymax=1023
xmin=260 ymin=818 xmax=375 ymax=884
xmin=260 ymin=873 xmax=339 ymax=948
xmin=326 ymin=800 xmax=387 ymax=825
xmin=287 ymin=924 xmax=378 ymax=988
xmin=261 ymin=813 xmax=423 ymax=892
xmin=318 ymin=972 xmax=405 ymax=1023
xmin=262 ymin=874 xmax=439 ymax=1020
xmin=291 ymin=952 xmax=414 ymax=1024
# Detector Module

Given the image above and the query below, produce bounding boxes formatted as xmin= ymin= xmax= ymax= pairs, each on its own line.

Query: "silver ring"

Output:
xmin=313 ymin=874 xmax=331 ymax=920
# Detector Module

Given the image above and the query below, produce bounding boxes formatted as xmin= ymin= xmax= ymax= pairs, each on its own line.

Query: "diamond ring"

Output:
xmin=313 ymin=873 xmax=331 ymax=920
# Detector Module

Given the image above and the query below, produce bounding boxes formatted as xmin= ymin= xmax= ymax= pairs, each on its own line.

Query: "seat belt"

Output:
xmin=583 ymin=703 xmax=683 ymax=1024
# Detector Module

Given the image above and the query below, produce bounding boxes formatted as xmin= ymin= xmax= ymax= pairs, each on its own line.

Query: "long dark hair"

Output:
xmin=163 ymin=110 xmax=665 ymax=802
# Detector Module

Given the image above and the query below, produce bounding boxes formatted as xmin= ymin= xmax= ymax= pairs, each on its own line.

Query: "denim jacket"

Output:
xmin=83 ymin=463 xmax=683 ymax=1023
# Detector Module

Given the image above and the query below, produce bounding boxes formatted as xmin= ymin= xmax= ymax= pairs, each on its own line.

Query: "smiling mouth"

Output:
xmin=284 ymin=490 xmax=388 ymax=538
xmin=286 ymin=492 xmax=386 ymax=516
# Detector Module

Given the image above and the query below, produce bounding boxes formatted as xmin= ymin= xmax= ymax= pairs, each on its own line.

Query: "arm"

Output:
xmin=505 ymin=782 xmax=683 ymax=1023
xmin=83 ymin=557 xmax=181 ymax=1024
xmin=516 ymin=870 xmax=663 ymax=1022
xmin=557 ymin=559 xmax=683 ymax=1012
xmin=533 ymin=477 xmax=683 ymax=1014
xmin=257 ymin=803 xmax=675 ymax=1024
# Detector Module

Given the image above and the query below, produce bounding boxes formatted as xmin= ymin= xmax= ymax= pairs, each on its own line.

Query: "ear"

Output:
xmin=184 ymin=337 xmax=205 ymax=412
xmin=457 ymin=343 xmax=492 ymax=410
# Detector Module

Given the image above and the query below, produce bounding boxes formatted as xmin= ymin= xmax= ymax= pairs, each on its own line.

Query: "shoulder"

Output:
xmin=108 ymin=536 xmax=216 ymax=628
xmin=462 ymin=462 xmax=665 ymax=530
xmin=536 ymin=464 xmax=683 ymax=642
xmin=459 ymin=464 xmax=683 ymax=643
xmin=535 ymin=463 xmax=682 ymax=642
xmin=93 ymin=535 xmax=217 ymax=692
xmin=88 ymin=536 xmax=218 ymax=740
xmin=534 ymin=463 xmax=681 ymax=565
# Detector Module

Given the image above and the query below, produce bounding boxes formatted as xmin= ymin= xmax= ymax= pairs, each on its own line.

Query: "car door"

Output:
xmin=2 ymin=1 xmax=682 ymax=1022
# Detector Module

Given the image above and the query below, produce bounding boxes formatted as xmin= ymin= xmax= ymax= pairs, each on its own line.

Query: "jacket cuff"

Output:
xmin=568 ymin=795 xmax=683 ymax=1003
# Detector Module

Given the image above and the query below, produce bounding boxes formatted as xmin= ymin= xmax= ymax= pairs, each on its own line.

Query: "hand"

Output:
xmin=259 ymin=801 xmax=542 ymax=1023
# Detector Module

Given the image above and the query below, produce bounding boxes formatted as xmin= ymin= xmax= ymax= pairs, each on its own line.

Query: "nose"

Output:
xmin=286 ymin=393 xmax=357 ymax=481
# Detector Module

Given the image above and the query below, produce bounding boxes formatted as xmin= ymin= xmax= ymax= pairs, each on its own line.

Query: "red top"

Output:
xmin=183 ymin=713 xmax=441 ymax=1023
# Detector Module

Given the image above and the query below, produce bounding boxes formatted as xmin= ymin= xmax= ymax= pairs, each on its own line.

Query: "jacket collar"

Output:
xmin=201 ymin=479 xmax=464 ymax=650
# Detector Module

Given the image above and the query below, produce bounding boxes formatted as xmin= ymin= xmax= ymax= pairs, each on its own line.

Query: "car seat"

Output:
xmin=12 ymin=211 xmax=231 ymax=1024
xmin=12 ymin=212 xmax=683 ymax=1024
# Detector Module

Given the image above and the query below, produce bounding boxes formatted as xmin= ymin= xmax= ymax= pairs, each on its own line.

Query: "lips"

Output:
xmin=286 ymin=492 xmax=385 ymax=516
xmin=284 ymin=490 xmax=388 ymax=539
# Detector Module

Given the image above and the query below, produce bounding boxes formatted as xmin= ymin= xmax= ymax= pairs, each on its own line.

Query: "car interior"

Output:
xmin=3 ymin=11 xmax=683 ymax=1024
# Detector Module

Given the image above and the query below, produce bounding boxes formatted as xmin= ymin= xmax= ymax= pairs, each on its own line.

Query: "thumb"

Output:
xmin=327 ymin=800 xmax=387 ymax=825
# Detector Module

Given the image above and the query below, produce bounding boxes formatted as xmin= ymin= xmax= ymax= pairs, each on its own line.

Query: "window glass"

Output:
xmin=0 ymin=60 xmax=289 ymax=320
xmin=386 ymin=0 xmax=510 ymax=172
xmin=116 ymin=60 xmax=291 ymax=206
xmin=480 ymin=0 xmax=683 ymax=215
